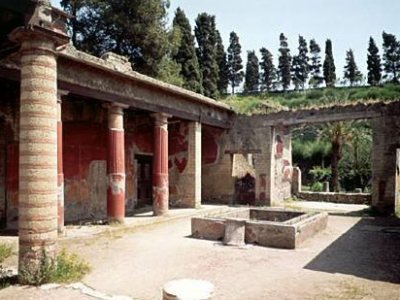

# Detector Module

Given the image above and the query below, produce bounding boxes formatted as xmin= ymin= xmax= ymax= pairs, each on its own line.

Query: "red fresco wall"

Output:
xmin=202 ymin=126 xmax=224 ymax=165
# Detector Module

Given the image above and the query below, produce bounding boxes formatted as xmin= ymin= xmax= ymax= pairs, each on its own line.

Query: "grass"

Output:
xmin=220 ymin=84 xmax=400 ymax=114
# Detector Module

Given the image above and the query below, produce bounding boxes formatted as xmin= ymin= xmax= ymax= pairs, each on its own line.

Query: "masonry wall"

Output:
xmin=168 ymin=121 xmax=193 ymax=207
xmin=202 ymin=125 xmax=235 ymax=204
xmin=371 ymin=116 xmax=400 ymax=214
xmin=272 ymin=125 xmax=293 ymax=203
xmin=62 ymin=100 xmax=108 ymax=222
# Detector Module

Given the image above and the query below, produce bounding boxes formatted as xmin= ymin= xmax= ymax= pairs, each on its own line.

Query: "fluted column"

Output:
xmin=152 ymin=113 xmax=171 ymax=216
xmin=107 ymin=104 xmax=126 ymax=224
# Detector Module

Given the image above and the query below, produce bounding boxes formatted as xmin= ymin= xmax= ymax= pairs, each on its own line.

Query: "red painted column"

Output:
xmin=152 ymin=113 xmax=171 ymax=216
xmin=57 ymin=93 xmax=66 ymax=234
xmin=107 ymin=104 xmax=126 ymax=224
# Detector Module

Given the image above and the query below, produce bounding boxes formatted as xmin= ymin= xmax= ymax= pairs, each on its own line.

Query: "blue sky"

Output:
xmin=53 ymin=0 xmax=400 ymax=83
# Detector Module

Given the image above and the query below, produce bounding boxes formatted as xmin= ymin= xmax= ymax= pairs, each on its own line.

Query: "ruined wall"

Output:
xmin=62 ymin=101 xmax=108 ymax=222
xmin=371 ymin=116 xmax=400 ymax=214
xmin=168 ymin=121 xmax=189 ymax=207
xmin=168 ymin=121 xmax=201 ymax=208
xmin=222 ymin=116 xmax=293 ymax=207
xmin=202 ymin=125 xmax=235 ymax=204
xmin=272 ymin=125 xmax=293 ymax=203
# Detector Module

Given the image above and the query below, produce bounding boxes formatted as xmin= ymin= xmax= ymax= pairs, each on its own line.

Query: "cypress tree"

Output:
xmin=172 ymin=8 xmax=203 ymax=93
xmin=227 ymin=31 xmax=244 ymax=94
xmin=367 ymin=37 xmax=382 ymax=86
xmin=216 ymin=30 xmax=229 ymax=95
xmin=195 ymin=13 xmax=219 ymax=98
xmin=244 ymin=51 xmax=260 ymax=93
xmin=382 ymin=31 xmax=400 ymax=83
xmin=309 ymin=39 xmax=323 ymax=88
xmin=344 ymin=49 xmax=363 ymax=86
xmin=291 ymin=55 xmax=302 ymax=91
xmin=259 ymin=47 xmax=276 ymax=92
xmin=323 ymin=39 xmax=336 ymax=87
xmin=291 ymin=36 xmax=309 ymax=90
xmin=278 ymin=33 xmax=292 ymax=91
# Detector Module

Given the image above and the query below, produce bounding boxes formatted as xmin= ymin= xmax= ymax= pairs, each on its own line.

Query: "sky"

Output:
xmin=53 ymin=0 xmax=400 ymax=84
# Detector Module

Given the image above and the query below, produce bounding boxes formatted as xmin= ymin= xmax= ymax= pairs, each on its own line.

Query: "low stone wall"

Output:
xmin=298 ymin=191 xmax=371 ymax=205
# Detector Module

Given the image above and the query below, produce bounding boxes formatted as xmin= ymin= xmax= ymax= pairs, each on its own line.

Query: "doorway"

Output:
xmin=136 ymin=155 xmax=153 ymax=207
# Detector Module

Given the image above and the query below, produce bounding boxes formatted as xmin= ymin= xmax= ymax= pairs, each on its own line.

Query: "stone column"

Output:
xmin=57 ymin=92 xmax=66 ymax=234
xmin=12 ymin=38 xmax=65 ymax=282
xmin=182 ymin=122 xmax=202 ymax=208
xmin=152 ymin=113 xmax=171 ymax=216
xmin=9 ymin=0 xmax=69 ymax=282
xmin=107 ymin=104 xmax=126 ymax=224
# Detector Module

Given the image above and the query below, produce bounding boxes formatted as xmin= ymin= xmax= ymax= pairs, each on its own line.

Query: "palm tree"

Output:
xmin=319 ymin=121 xmax=354 ymax=192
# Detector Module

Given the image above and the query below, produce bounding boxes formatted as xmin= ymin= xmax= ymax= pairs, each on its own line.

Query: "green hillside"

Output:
xmin=220 ymin=84 xmax=400 ymax=114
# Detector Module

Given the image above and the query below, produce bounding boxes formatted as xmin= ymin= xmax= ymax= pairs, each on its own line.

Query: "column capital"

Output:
xmin=104 ymin=103 xmax=129 ymax=114
xmin=9 ymin=1 xmax=70 ymax=49
xmin=151 ymin=112 xmax=172 ymax=127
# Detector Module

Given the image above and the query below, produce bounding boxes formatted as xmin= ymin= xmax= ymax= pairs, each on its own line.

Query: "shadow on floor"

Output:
xmin=304 ymin=217 xmax=400 ymax=284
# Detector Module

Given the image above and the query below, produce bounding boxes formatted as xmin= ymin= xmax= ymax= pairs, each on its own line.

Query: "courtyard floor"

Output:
xmin=0 ymin=203 xmax=399 ymax=299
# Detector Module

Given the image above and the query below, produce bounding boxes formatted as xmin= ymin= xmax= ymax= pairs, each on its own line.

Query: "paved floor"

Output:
xmin=0 ymin=205 xmax=399 ymax=299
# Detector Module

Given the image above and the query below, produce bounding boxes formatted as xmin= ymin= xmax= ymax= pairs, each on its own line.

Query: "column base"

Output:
xmin=107 ymin=217 xmax=125 ymax=225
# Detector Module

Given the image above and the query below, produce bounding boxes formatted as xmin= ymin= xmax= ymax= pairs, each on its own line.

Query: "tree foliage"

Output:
xmin=172 ymin=8 xmax=202 ymax=92
xmin=344 ymin=49 xmax=362 ymax=86
xmin=259 ymin=48 xmax=276 ymax=92
xmin=319 ymin=122 xmax=353 ymax=192
xmin=216 ymin=30 xmax=229 ymax=95
xmin=308 ymin=39 xmax=323 ymax=88
xmin=61 ymin=0 xmax=171 ymax=78
xmin=382 ymin=31 xmax=400 ymax=83
xmin=194 ymin=13 xmax=219 ymax=98
xmin=323 ymin=39 xmax=336 ymax=87
xmin=227 ymin=31 xmax=244 ymax=94
xmin=367 ymin=37 xmax=382 ymax=86
xmin=278 ymin=33 xmax=292 ymax=91
xmin=244 ymin=51 xmax=260 ymax=93
xmin=291 ymin=36 xmax=309 ymax=90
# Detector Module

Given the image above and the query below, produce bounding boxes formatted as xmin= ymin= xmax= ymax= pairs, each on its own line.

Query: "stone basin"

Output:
xmin=191 ymin=208 xmax=328 ymax=249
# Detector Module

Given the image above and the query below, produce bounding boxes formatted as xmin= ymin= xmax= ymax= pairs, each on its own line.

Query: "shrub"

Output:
xmin=51 ymin=250 xmax=91 ymax=284
xmin=311 ymin=182 xmax=324 ymax=192
xmin=309 ymin=166 xmax=331 ymax=182
xmin=19 ymin=249 xmax=91 ymax=286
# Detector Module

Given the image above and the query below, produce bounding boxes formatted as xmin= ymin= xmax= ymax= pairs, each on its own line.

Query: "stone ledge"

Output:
xmin=298 ymin=191 xmax=371 ymax=205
